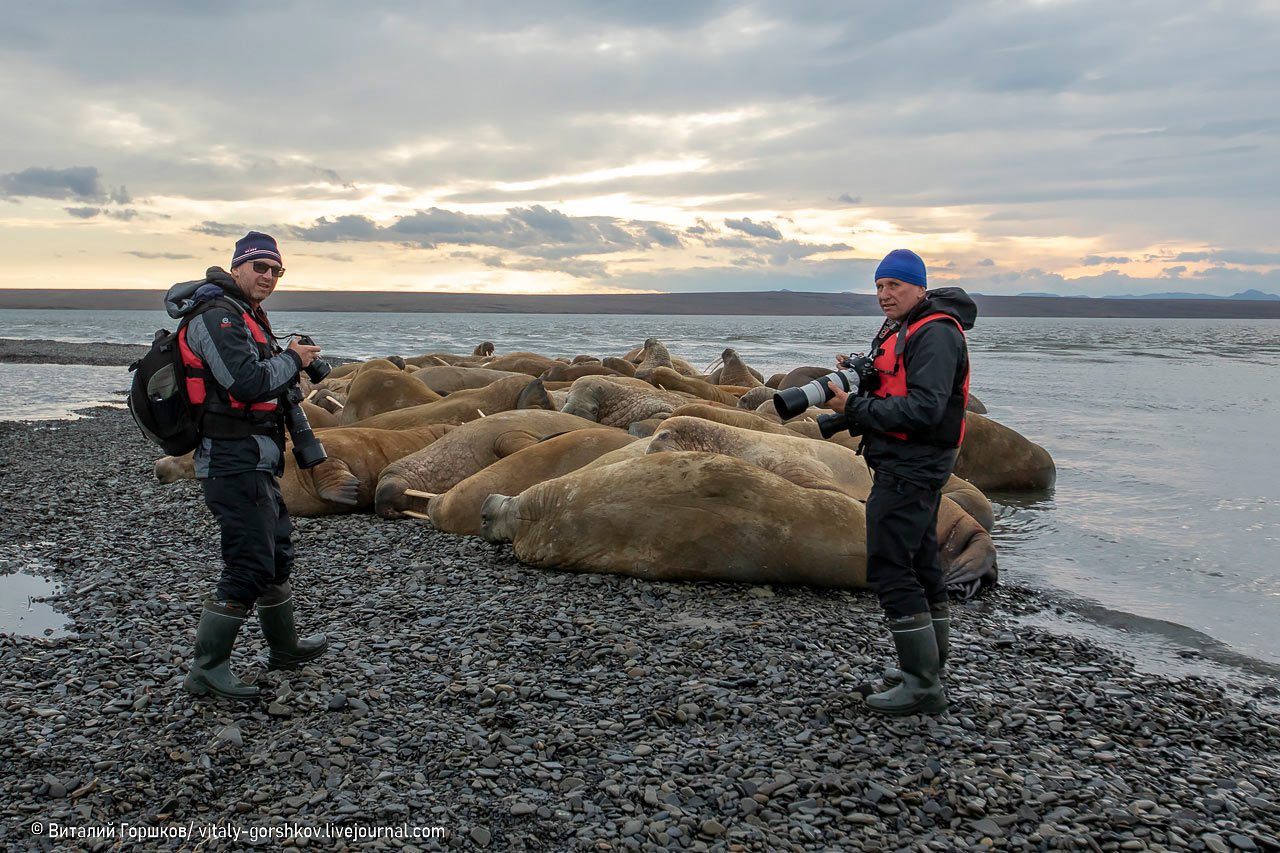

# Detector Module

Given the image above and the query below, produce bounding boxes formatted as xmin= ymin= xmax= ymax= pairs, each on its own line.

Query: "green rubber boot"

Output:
xmin=866 ymin=612 xmax=947 ymax=716
xmin=881 ymin=602 xmax=950 ymax=687
xmin=183 ymin=600 xmax=260 ymax=700
xmin=257 ymin=582 xmax=329 ymax=670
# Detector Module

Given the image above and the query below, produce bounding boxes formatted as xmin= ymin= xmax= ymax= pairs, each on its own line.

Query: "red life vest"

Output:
xmin=177 ymin=299 xmax=280 ymax=439
xmin=870 ymin=312 xmax=970 ymax=447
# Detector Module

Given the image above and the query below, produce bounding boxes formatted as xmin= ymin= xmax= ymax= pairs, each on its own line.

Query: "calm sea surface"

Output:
xmin=3 ymin=309 xmax=1279 ymax=687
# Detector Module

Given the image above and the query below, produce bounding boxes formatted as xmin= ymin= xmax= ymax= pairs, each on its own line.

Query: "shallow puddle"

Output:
xmin=0 ymin=572 xmax=71 ymax=638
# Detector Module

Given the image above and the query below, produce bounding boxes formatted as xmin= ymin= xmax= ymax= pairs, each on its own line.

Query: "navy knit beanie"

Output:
xmin=874 ymin=249 xmax=926 ymax=288
xmin=231 ymin=231 xmax=282 ymax=269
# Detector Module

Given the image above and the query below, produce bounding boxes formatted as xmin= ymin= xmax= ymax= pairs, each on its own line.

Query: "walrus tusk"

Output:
xmin=403 ymin=489 xmax=438 ymax=499
xmin=330 ymin=399 xmax=345 ymax=409
xmin=304 ymin=389 xmax=318 ymax=402
xmin=401 ymin=509 xmax=432 ymax=521
xmin=477 ymin=409 xmax=486 ymax=417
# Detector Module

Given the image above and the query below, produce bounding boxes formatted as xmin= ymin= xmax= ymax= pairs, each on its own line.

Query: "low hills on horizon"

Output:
xmin=3 ymin=288 xmax=1280 ymax=319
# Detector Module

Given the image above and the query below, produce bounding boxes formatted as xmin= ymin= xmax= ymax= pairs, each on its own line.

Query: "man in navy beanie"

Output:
xmin=162 ymin=232 xmax=330 ymax=700
xmin=823 ymin=249 xmax=977 ymax=715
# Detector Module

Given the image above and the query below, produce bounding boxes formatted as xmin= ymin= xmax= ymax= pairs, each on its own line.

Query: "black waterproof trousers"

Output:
xmin=864 ymin=470 xmax=948 ymax=619
xmin=200 ymin=471 xmax=294 ymax=605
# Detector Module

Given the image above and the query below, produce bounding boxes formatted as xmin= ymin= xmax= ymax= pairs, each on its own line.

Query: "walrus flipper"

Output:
xmin=311 ymin=459 xmax=362 ymax=506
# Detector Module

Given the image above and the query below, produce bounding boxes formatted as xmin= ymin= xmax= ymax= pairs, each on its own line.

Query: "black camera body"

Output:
xmin=294 ymin=334 xmax=331 ymax=384
xmin=801 ymin=351 xmax=882 ymax=439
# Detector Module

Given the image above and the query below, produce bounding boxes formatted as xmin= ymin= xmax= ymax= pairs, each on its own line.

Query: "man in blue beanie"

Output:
xmin=823 ymin=249 xmax=978 ymax=715
xmin=163 ymin=232 xmax=330 ymax=700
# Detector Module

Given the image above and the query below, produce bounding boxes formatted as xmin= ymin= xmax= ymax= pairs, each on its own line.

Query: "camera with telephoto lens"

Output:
xmin=294 ymin=334 xmax=331 ymax=384
xmin=282 ymin=385 xmax=328 ymax=469
xmin=772 ymin=353 xmax=878 ymax=421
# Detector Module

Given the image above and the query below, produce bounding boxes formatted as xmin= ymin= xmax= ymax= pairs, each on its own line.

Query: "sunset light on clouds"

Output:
xmin=1 ymin=1 xmax=1277 ymax=297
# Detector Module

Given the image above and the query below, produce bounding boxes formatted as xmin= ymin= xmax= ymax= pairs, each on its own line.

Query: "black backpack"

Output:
xmin=127 ymin=321 xmax=202 ymax=456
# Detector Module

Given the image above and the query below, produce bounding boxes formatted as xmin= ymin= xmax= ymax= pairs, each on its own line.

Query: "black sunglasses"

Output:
xmin=251 ymin=260 xmax=285 ymax=278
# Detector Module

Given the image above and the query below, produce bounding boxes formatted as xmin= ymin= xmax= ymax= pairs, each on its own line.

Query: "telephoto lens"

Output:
xmin=283 ymin=387 xmax=328 ymax=468
xmin=772 ymin=368 xmax=859 ymax=420
xmin=295 ymin=335 xmax=331 ymax=384
xmin=816 ymin=412 xmax=853 ymax=439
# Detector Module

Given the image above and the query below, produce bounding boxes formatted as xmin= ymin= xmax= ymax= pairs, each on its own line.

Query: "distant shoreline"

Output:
xmin=3 ymin=288 xmax=1280 ymax=319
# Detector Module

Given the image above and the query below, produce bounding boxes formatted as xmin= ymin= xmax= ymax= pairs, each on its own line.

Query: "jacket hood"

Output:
xmin=163 ymin=267 xmax=247 ymax=319
xmin=912 ymin=286 xmax=976 ymax=331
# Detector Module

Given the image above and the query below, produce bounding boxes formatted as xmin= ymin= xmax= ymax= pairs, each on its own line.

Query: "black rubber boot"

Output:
xmin=183 ymin=600 xmax=260 ymax=700
xmin=257 ymin=582 xmax=329 ymax=670
xmin=866 ymin=612 xmax=947 ymax=716
xmin=881 ymin=602 xmax=950 ymax=687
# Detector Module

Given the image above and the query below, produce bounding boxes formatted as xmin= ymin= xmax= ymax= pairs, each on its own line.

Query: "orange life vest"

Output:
xmin=870 ymin=312 xmax=969 ymax=446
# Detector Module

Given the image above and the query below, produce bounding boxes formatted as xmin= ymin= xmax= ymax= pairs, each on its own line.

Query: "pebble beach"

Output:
xmin=1 ymin=341 xmax=1279 ymax=852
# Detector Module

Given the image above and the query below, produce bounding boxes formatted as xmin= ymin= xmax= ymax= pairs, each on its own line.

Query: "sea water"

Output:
xmin=2 ymin=309 xmax=1278 ymax=685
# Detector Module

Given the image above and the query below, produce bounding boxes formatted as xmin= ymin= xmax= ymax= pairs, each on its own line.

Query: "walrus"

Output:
xmin=338 ymin=366 xmax=443 ymax=424
xmin=541 ymin=362 xmax=620 ymax=382
xmin=559 ymin=375 xmax=692 ymax=428
xmin=153 ymin=424 xmax=456 ymax=516
xmin=736 ymin=386 xmax=774 ymax=410
xmin=622 ymin=338 xmax=700 ymax=376
xmin=374 ymin=409 xmax=603 ymax=517
xmin=601 ymin=357 xmax=637 ymax=376
xmin=410 ymin=365 xmax=527 ymax=395
xmin=423 ymin=427 xmax=637 ymax=535
xmin=645 ymin=416 xmax=997 ymax=584
xmin=473 ymin=341 xmax=495 ymax=357
xmin=954 ymin=411 xmax=1056 ymax=491
xmin=481 ymin=451 xmax=870 ymax=586
xmin=350 ymin=375 xmax=553 ymax=430
xmin=706 ymin=348 xmax=764 ymax=387
xmin=278 ymin=424 xmax=456 ymax=516
xmin=635 ymin=367 xmax=742 ymax=407
xmin=482 ymin=352 xmax=562 ymax=377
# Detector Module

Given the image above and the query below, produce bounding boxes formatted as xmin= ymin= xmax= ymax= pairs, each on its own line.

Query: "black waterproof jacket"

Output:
xmin=844 ymin=287 xmax=977 ymax=489
xmin=163 ymin=268 xmax=302 ymax=478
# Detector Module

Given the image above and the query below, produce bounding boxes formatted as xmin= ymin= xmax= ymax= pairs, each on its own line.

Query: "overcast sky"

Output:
xmin=2 ymin=0 xmax=1278 ymax=297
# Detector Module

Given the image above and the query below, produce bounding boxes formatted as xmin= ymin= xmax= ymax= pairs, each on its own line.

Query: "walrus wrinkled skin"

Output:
xmin=351 ymin=375 xmax=552 ymax=429
xmin=338 ymin=366 xmax=442 ymax=424
xmin=425 ymin=427 xmax=636 ymax=535
xmin=374 ymin=409 xmax=602 ymax=517
xmin=482 ymin=352 xmax=562 ymax=377
xmin=481 ymin=452 xmax=870 ymax=586
xmin=541 ymin=362 xmax=621 ymax=382
xmin=955 ymin=411 xmax=1056 ymax=491
xmin=559 ymin=375 xmax=691 ymax=428
xmin=646 ymin=416 xmax=997 ymax=586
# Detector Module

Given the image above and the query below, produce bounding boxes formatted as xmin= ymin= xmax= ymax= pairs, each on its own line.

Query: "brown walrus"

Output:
xmin=635 ymin=366 xmax=743 ymax=407
xmin=481 ymin=451 xmax=870 ymax=586
xmin=153 ymin=425 xmax=456 ymax=516
xmin=424 ymin=427 xmax=637 ymax=535
xmin=954 ymin=411 xmax=1056 ymax=491
xmin=338 ymin=366 xmax=442 ymax=424
xmin=374 ymin=409 xmax=602 ymax=517
xmin=559 ymin=375 xmax=691 ymax=428
xmin=350 ymin=375 xmax=553 ymax=429
xmin=410 ymin=365 xmax=528 ymax=395
xmin=645 ymin=416 xmax=997 ymax=585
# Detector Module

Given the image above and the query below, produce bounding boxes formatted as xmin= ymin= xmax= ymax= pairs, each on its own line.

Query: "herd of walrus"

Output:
xmin=153 ymin=337 xmax=1056 ymax=599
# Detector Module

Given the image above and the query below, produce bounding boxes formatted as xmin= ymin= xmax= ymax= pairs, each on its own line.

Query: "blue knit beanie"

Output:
xmin=874 ymin=249 xmax=926 ymax=288
xmin=231 ymin=231 xmax=282 ymax=269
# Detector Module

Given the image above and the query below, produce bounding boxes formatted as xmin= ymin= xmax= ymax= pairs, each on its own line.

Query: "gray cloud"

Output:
xmin=64 ymin=206 xmax=100 ymax=218
xmin=725 ymin=217 xmax=782 ymax=240
xmin=1082 ymin=255 xmax=1131 ymax=266
xmin=1176 ymin=249 xmax=1280 ymax=266
xmin=5 ymin=166 xmax=103 ymax=200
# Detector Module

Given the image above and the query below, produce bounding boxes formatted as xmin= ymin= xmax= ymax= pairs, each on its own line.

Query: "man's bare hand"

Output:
xmin=287 ymin=337 xmax=322 ymax=367
xmin=824 ymin=382 xmax=850 ymax=413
